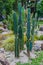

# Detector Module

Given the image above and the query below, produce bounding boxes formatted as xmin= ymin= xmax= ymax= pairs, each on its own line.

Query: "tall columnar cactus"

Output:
xmin=21 ymin=6 xmax=25 ymax=24
xmin=13 ymin=12 xmax=19 ymax=57
xmin=26 ymin=6 xmax=31 ymax=56
xmin=31 ymin=0 xmax=37 ymax=48
xmin=13 ymin=12 xmax=18 ymax=35
xmin=18 ymin=1 xmax=24 ymax=51
xmin=35 ymin=13 xmax=38 ymax=29
xmin=18 ymin=0 xmax=22 ymax=25
xmin=31 ymin=17 xmax=35 ymax=43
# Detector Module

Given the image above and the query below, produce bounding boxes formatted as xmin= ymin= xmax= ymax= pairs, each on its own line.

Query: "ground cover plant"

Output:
xmin=16 ymin=51 xmax=43 ymax=65
xmin=38 ymin=20 xmax=43 ymax=25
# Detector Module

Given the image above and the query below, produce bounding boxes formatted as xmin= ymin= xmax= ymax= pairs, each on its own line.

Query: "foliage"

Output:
xmin=38 ymin=35 xmax=43 ymax=40
xmin=37 ymin=0 xmax=43 ymax=13
xmin=7 ymin=11 xmax=14 ymax=30
xmin=2 ymin=35 xmax=15 ymax=51
xmin=34 ymin=35 xmax=39 ymax=41
xmin=13 ymin=0 xmax=18 ymax=11
xmin=37 ymin=0 xmax=43 ymax=17
xmin=21 ymin=0 xmax=26 ymax=6
xmin=0 ymin=0 xmax=27 ymax=18
xmin=3 ymin=11 xmax=18 ymax=31
xmin=24 ymin=34 xmax=27 ymax=43
xmin=0 ymin=0 xmax=16 ymax=19
xmin=38 ymin=20 xmax=43 ymax=25
xmin=16 ymin=51 xmax=43 ymax=65
xmin=2 ymin=42 xmax=14 ymax=51
xmin=3 ymin=10 xmax=17 ymax=30
xmin=34 ymin=35 xmax=43 ymax=41
xmin=0 ymin=0 xmax=3 ymax=13
xmin=3 ymin=35 xmax=14 ymax=43
xmin=1 ymin=34 xmax=28 ymax=51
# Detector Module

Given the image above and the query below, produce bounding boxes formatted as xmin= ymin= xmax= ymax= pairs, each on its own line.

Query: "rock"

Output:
xmin=41 ymin=44 xmax=43 ymax=50
xmin=0 ymin=22 xmax=3 ymax=26
xmin=10 ymin=62 xmax=16 ymax=65
xmin=33 ymin=45 xmax=41 ymax=51
xmin=5 ymin=51 xmax=14 ymax=62
xmin=40 ymin=63 xmax=43 ymax=65
xmin=0 ymin=34 xmax=4 ymax=40
xmin=0 ymin=52 xmax=9 ymax=65
xmin=20 ymin=51 xmax=29 ymax=63
xmin=0 ymin=53 xmax=6 ymax=61
xmin=0 ymin=27 xmax=5 ymax=32
xmin=2 ymin=31 xmax=13 ymax=36
xmin=30 ymin=52 xmax=36 ymax=59
xmin=5 ymin=51 xmax=11 ymax=55
xmin=34 ymin=41 xmax=43 ymax=51
xmin=0 ymin=48 xmax=5 ymax=53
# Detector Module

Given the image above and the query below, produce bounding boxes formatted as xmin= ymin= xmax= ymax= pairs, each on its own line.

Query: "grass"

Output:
xmin=38 ymin=20 xmax=43 ymax=25
xmin=16 ymin=51 xmax=43 ymax=65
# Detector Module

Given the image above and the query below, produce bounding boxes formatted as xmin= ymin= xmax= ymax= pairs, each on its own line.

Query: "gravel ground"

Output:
xmin=0 ymin=40 xmax=43 ymax=65
xmin=0 ymin=48 xmax=36 ymax=65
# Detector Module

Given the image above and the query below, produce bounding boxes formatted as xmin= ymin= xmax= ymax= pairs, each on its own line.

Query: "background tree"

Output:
xmin=37 ymin=0 xmax=43 ymax=17
xmin=0 ymin=0 xmax=4 ymax=21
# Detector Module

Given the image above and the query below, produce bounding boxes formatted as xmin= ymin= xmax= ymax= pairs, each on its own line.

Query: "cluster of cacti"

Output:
xmin=13 ymin=0 xmax=38 ymax=58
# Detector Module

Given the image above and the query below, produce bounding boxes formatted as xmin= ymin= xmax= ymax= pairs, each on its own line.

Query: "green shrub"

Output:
xmin=34 ymin=35 xmax=39 ymax=41
xmin=39 ymin=35 xmax=43 ymax=40
xmin=2 ymin=35 xmax=15 ymax=51
xmin=2 ymin=42 xmax=14 ymax=51
xmin=1 ymin=34 xmax=27 ymax=51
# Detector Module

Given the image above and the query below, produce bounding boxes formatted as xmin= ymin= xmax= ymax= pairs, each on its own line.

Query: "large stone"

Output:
xmin=0 ymin=53 xmax=9 ymax=65
xmin=0 ymin=48 xmax=5 ymax=53
xmin=41 ymin=44 xmax=43 ymax=50
xmin=30 ymin=52 xmax=36 ymax=59
xmin=33 ymin=45 xmax=41 ymax=51
xmin=34 ymin=41 xmax=43 ymax=51
xmin=0 ymin=34 xmax=5 ymax=40
xmin=0 ymin=22 xmax=3 ymax=26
